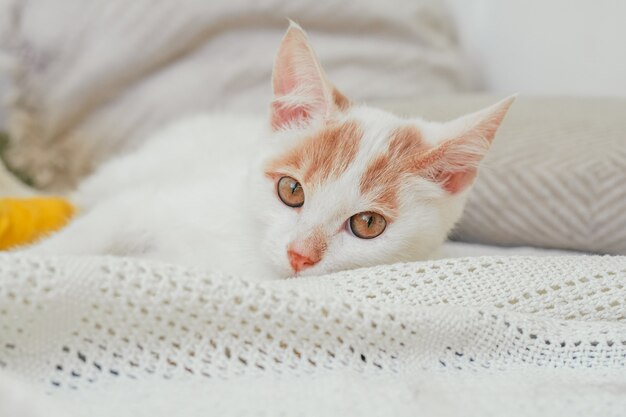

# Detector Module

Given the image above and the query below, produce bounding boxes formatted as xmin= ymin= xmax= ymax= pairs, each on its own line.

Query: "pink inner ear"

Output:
xmin=418 ymin=136 xmax=486 ymax=195
xmin=270 ymin=24 xmax=330 ymax=130
xmin=270 ymin=103 xmax=310 ymax=130
xmin=426 ymin=96 xmax=516 ymax=195
xmin=439 ymin=169 xmax=478 ymax=194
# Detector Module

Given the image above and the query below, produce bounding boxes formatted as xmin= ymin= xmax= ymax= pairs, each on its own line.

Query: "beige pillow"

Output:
xmin=0 ymin=0 xmax=469 ymax=191
xmin=382 ymin=95 xmax=626 ymax=255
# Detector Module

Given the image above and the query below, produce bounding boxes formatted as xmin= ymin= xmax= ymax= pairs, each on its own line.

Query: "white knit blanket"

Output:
xmin=1 ymin=254 xmax=625 ymax=417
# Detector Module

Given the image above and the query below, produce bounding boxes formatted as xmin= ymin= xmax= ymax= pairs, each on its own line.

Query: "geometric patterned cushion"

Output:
xmin=382 ymin=95 xmax=626 ymax=255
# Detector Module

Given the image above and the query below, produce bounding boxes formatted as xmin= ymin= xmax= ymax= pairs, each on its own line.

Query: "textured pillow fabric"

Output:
xmin=382 ymin=95 xmax=626 ymax=255
xmin=0 ymin=0 xmax=470 ymax=191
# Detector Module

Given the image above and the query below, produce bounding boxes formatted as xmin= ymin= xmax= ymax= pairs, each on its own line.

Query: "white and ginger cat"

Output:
xmin=26 ymin=23 xmax=515 ymax=280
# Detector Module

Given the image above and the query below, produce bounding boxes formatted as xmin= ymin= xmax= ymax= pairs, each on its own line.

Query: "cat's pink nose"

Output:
xmin=287 ymin=249 xmax=319 ymax=273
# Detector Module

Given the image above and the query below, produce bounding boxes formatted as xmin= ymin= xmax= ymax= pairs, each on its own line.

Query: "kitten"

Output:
xmin=25 ymin=23 xmax=515 ymax=280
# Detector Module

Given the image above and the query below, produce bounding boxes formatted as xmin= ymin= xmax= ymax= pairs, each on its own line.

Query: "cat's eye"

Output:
xmin=349 ymin=211 xmax=386 ymax=239
xmin=277 ymin=176 xmax=305 ymax=208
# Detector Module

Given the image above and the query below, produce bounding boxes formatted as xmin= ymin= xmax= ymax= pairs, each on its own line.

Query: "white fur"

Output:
xmin=23 ymin=25 xmax=513 ymax=280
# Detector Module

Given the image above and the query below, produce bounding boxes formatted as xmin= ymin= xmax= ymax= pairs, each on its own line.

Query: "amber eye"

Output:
xmin=349 ymin=211 xmax=387 ymax=239
xmin=277 ymin=176 xmax=305 ymax=208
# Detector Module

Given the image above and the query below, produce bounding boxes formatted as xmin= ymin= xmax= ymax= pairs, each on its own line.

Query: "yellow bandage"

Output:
xmin=0 ymin=197 xmax=75 ymax=250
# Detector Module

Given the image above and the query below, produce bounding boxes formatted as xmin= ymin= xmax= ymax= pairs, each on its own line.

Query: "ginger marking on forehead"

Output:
xmin=388 ymin=125 xmax=428 ymax=163
xmin=359 ymin=125 xmax=428 ymax=217
xmin=266 ymin=120 xmax=362 ymax=186
xmin=304 ymin=120 xmax=361 ymax=184
xmin=359 ymin=153 xmax=399 ymax=218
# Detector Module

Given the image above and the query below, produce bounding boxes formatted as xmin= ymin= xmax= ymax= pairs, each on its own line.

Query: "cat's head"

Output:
xmin=251 ymin=23 xmax=514 ymax=278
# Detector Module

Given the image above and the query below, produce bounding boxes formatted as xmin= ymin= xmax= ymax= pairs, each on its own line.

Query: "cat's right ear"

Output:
xmin=270 ymin=22 xmax=349 ymax=131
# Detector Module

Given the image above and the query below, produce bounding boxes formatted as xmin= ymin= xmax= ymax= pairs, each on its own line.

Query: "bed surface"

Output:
xmin=0 ymin=251 xmax=623 ymax=417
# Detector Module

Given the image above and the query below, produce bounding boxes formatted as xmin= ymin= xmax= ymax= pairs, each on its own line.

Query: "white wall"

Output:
xmin=446 ymin=0 xmax=626 ymax=97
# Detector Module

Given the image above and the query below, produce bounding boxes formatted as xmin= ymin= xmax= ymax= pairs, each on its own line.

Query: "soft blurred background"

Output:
xmin=447 ymin=0 xmax=626 ymax=98
xmin=1 ymin=0 xmax=624 ymax=185
xmin=2 ymin=0 xmax=626 ymax=127
xmin=0 ymin=0 xmax=624 ymax=254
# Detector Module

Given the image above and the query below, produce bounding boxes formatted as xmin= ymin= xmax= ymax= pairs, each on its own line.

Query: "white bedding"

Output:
xmin=0 ymin=249 xmax=623 ymax=417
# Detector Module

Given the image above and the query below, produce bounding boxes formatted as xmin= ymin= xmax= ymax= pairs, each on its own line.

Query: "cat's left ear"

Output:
xmin=270 ymin=22 xmax=349 ymax=131
xmin=421 ymin=95 xmax=516 ymax=194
